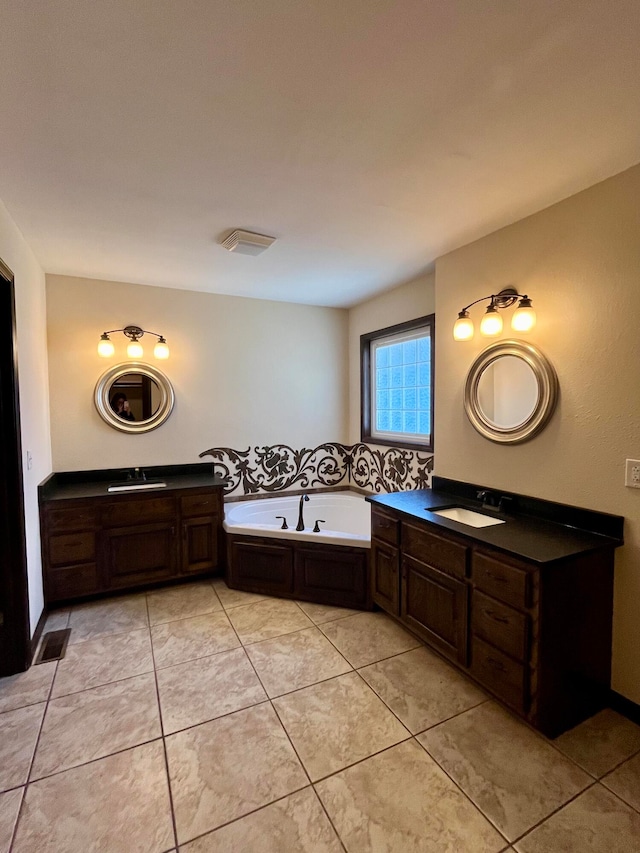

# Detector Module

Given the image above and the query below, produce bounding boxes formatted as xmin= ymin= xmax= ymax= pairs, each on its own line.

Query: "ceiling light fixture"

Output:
xmin=97 ymin=325 xmax=170 ymax=359
xmin=221 ymin=229 xmax=276 ymax=256
xmin=453 ymin=288 xmax=537 ymax=341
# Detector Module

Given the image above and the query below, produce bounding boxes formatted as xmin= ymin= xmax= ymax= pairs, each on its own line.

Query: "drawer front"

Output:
xmin=402 ymin=522 xmax=468 ymax=578
xmin=473 ymin=552 xmax=530 ymax=609
xmin=47 ymin=505 xmax=98 ymax=532
xmin=371 ymin=508 xmax=399 ymax=546
xmin=48 ymin=563 xmax=99 ymax=602
xmin=49 ymin=532 xmax=95 ymax=566
xmin=180 ymin=492 xmax=220 ymax=518
xmin=102 ymin=497 xmax=175 ymax=527
xmin=472 ymin=590 xmax=529 ymax=662
xmin=471 ymin=636 xmax=528 ymax=713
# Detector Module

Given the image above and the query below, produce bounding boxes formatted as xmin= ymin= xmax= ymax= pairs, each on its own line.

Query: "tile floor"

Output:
xmin=1 ymin=579 xmax=640 ymax=852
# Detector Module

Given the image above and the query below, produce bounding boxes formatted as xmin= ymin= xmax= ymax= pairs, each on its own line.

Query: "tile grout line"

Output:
xmin=505 ymin=779 xmax=600 ymax=847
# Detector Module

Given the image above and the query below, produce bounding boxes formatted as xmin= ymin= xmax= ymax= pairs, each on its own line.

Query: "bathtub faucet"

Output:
xmin=296 ymin=494 xmax=310 ymax=531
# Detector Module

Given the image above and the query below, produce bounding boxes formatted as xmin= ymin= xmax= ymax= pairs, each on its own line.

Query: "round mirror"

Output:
xmin=464 ymin=340 xmax=558 ymax=444
xmin=95 ymin=362 xmax=174 ymax=433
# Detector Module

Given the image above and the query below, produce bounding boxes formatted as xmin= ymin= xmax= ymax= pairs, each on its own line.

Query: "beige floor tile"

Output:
xmin=245 ymin=627 xmax=351 ymax=697
xmin=51 ymin=628 xmax=153 ymax=698
xmin=147 ymin=582 xmax=222 ymax=626
xmin=553 ymin=708 xmax=640 ymax=777
xmin=319 ymin=611 xmax=420 ymax=668
xmin=157 ymin=647 xmax=266 ymax=733
xmin=151 ymin=610 xmax=239 ymax=669
xmin=297 ymin=600 xmax=362 ymax=624
xmin=0 ymin=703 xmax=45 ymax=791
xmin=0 ymin=787 xmax=23 ymax=853
xmin=43 ymin=608 xmax=70 ymax=632
xmin=226 ymin=597 xmax=313 ymax=644
xmin=181 ymin=788 xmax=343 ymax=853
xmin=12 ymin=741 xmax=174 ymax=853
xmin=166 ymin=702 xmax=307 ymax=845
xmin=601 ymin=750 xmax=640 ymax=812
xmin=515 ymin=784 xmax=640 ymax=853
xmin=419 ymin=702 xmax=591 ymax=841
xmin=0 ymin=662 xmax=56 ymax=714
xmin=359 ymin=645 xmax=487 ymax=733
xmin=31 ymin=673 xmax=161 ymax=780
xmin=273 ymin=671 xmax=409 ymax=781
xmin=212 ymin=579 xmax=267 ymax=610
xmin=68 ymin=594 xmax=148 ymax=644
xmin=316 ymin=739 xmax=504 ymax=853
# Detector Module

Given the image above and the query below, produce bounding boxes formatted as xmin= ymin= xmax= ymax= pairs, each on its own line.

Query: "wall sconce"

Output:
xmin=453 ymin=287 xmax=536 ymax=341
xmin=97 ymin=325 xmax=170 ymax=359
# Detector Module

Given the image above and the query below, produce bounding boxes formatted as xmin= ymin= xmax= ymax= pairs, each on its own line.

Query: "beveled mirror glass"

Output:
xmin=95 ymin=362 xmax=174 ymax=433
xmin=464 ymin=340 xmax=558 ymax=444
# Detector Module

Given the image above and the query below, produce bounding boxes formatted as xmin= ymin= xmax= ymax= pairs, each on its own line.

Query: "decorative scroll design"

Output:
xmin=199 ymin=442 xmax=433 ymax=496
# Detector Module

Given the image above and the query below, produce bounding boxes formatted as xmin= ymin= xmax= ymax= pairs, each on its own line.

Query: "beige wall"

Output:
xmin=0 ymin=199 xmax=52 ymax=635
xmin=348 ymin=272 xmax=436 ymax=443
xmin=435 ymin=162 xmax=640 ymax=703
xmin=46 ymin=276 xmax=348 ymax=471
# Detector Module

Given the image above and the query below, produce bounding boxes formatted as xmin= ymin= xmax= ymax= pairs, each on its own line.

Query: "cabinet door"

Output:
xmin=181 ymin=516 xmax=218 ymax=575
xmin=371 ymin=539 xmax=400 ymax=615
xmin=104 ymin=522 xmax=176 ymax=589
xmin=401 ymin=554 xmax=468 ymax=665
xmin=295 ymin=546 xmax=369 ymax=609
xmin=227 ymin=537 xmax=294 ymax=596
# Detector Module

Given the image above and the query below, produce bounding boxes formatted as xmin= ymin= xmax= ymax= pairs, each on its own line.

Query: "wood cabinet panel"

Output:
xmin=473 ymin=552 xmax=530 ymax=609
xmin=227 ymin=538 xmax=294 ymax=595
xmin=102 ymin=497 xmax=175 ymax=528
xmin=104 ymin=523 xmax=176 ymax=588
xmin=49 ymin=532 xmax=95 ymax=567
xmin=294 ymin=545 xmax=368 ymax=609
xmin=402 ymin=522 xmax=468 ymax=578
xmin=47 ymin=506 xmax=98 ymax=532
xmin=181 ymin=493 xmax=221 ymax=518
xmin=47 ymin=564 xmax=100 ymax=601
xmin=472 ymin=590 xmax=529 ymax=662
xmin=371 ymin=539 xmax=400 ymax=615
xmin=371 ymin=508 xmax=399 ymax=546
xmin=181 ymin=516 xmax=218 ymax=574
xmin=471 ymin=636 xmax=528 ymax=713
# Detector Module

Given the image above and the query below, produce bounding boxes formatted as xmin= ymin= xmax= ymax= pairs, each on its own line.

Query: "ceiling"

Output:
xmin=1 ymin=1 xmax=640 ymax=308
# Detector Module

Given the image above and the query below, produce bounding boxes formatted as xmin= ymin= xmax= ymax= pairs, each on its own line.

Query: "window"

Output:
xmin=361 ymin=314 xmax=434 ymax=451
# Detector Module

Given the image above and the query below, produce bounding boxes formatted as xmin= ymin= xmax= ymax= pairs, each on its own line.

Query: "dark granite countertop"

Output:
xmin=39 ymin=463 xmax=228 ymax=502
xmin=367 ymin=477 xmax=624 ymax=565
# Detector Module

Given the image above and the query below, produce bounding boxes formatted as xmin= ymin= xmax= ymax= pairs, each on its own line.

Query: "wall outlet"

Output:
xmin=625 ymin=459 xmax=640 ymax=488
xmin=26 ymin=451 xmax=33 ymax=471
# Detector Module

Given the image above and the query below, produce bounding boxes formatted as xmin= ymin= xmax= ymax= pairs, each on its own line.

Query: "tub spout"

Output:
xmin=296 ymin=494 xmax=310 ymax=531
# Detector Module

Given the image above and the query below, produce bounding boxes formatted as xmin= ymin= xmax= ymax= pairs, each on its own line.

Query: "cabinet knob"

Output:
xmin=486 ymin=610 xmax=509 ymax=625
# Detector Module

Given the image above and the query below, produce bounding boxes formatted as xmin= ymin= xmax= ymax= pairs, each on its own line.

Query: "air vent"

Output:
xmin=221 ymin=229 xmax=276 ymax=256
xmin=34 ymin=628 xmax=71 ymax=664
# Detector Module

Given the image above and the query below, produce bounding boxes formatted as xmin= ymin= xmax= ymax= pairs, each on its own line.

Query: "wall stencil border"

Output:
xmin=199 ymin=442 xmax=433 ymax=496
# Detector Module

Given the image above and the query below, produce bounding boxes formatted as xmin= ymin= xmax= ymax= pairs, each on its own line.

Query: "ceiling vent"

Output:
xmin=221 ymin=229 xmax=276 ymax=256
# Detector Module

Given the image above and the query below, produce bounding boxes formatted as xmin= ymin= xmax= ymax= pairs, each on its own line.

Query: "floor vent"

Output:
xmin=35 ymin=628 xmax=71 ymax=664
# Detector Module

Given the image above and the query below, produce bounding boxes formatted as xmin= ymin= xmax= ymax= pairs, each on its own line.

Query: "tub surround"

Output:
xmin=367 ymin=478 xmax=623 ymax=737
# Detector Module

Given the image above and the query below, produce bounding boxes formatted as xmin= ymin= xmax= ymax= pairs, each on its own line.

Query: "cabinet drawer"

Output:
xmin=49 ymin=532 xmax=95 ymax=566
xmin=47 ymin=505 xmax=98 ymax=532
xmin=180 ymin=492 xmax=220 ymax=518
xmin=402 ymin=522 xmax=468 ymax=578
xmin=472 ymin=590 xmax=529 ymax=662
xmin=48 ymin=563 xmax=99 ymax=601
xmin=102 ymin=497 xmax=175 ymax=527
xmin=471 ymin=636 xmax=528 ymax=713
xmin=473 ymin=552 xmax=530 ymax=609
xmin=371 ymin=509 xmax=399 ymax=546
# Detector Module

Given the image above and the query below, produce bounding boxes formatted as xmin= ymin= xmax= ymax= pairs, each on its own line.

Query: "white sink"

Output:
xmin=431 ymin=507 xmax=505 ymax=528
xmin=108 ymin=481 xmax=167 ymax=492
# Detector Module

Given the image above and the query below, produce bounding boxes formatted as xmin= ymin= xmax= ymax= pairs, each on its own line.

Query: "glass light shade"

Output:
xmin=453 ymin=313 xmax=474 ymax=341
xmin=154 ymin=340 xmax=169 ymax=359
xmin=127 ymin=340 xmax=144 ymax=358
xmin=480 ymin=307 xmax=503 ymax=336
xmin=97 ymin=336 xmax=115 ymax=358
xmin=511 ymin=304 xmax=536 ymax=332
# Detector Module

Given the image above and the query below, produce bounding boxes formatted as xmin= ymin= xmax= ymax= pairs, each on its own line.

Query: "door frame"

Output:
xmin=0 ymin=257 xmax=31 ymax=675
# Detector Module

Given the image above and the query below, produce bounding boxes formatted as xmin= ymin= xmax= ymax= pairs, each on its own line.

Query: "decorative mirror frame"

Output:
xmin=464 ymin=340 xmax=558 ymax=444
xmin=94 ymin=362 xmax=175 ymax=434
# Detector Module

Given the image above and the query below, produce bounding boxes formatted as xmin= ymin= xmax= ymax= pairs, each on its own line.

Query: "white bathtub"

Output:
xmin=224 ymin=491 xmax=371 ymax=549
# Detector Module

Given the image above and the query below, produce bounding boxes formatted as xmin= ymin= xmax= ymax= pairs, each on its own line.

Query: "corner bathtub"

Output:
xmin=223 ymin=491 xmax=371 ymax=549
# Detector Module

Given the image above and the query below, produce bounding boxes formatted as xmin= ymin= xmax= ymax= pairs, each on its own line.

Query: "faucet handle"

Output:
xmin=476 ymin=490 xmax=488 ymax=502
xmin=275 ymin=516 xmax=289 ymax=530
xmin=313 ymin=519 xmax=326 ymax=533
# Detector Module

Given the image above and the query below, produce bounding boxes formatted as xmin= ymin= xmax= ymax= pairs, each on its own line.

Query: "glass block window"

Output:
xmin=361 ymin=315 xmax=434 ymax=450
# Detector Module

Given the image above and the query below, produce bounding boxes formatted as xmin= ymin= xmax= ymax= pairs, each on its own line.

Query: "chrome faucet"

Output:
xmin=296 ymin=494 xmax=310 ymax=531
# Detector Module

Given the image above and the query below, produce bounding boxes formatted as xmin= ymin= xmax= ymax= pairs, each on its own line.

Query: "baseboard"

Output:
xmin=30 ymin=608 xmax=47 ymax=662
xmin=609 ymin=689 xmax=640 ymax=726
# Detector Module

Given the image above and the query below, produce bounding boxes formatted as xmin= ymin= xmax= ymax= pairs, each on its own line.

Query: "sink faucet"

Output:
xmin=296 ymin=494 xmax=310 ymax=531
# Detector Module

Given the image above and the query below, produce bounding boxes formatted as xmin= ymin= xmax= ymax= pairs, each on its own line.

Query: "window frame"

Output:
xmin=360 ymin=314 xmax=435 ymax=452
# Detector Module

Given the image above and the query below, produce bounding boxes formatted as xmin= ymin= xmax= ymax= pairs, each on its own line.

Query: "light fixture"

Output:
xmin=452 ymin=288 xmax=537 ymax=341
xmin=97 ymin=325 xmax=170 ymax=359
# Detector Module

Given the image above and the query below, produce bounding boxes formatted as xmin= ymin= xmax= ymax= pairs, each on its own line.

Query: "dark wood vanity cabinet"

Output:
xmin=370 ymin=504 xmax=617 ymax=737
xmin=41 ymin=486 xmax=224 ymax=604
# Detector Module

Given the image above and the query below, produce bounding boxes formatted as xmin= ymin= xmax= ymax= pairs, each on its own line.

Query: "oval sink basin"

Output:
xmin=430 ymin=507 xmax=505 ymax=528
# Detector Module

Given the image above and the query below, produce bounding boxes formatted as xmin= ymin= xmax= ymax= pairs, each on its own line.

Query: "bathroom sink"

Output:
xmin=430 ymin=507 xmax=505 ymax=528
xmin=107 ymin=480 xmax=167 ymax=492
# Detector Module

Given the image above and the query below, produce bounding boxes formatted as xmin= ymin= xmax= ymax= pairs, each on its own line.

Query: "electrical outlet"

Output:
xmin=625 ymin=459 xmax=640 ymax=488
xmin=26 ymin=451 xmax=33 ymax=471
